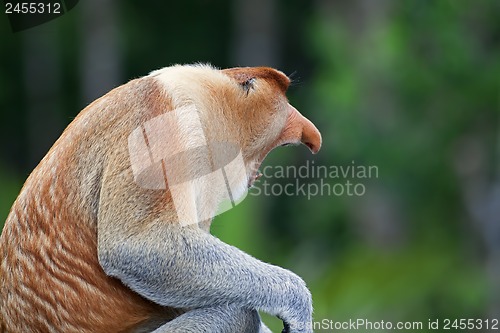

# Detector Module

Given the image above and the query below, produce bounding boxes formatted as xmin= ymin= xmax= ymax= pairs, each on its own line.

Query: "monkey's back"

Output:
xmin=0 ymin=78 xmax=171 ymax=333
xmin=0 ymin=169 xmax=162 ymax=332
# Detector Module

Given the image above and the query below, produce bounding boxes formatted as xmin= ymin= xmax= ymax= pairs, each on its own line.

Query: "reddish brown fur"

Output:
xmin=0 ymin=78 xmax=171 ymax=333
xmin=222 ymin=67 xmax=291 ymax=94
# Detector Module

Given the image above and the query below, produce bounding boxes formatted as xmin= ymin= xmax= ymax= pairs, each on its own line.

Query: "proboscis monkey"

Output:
xmin=0 ymin=64 xmax=321 ymax=333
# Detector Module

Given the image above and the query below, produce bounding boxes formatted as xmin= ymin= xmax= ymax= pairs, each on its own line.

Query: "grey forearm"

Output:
xmin=98 ymin=223 xmax=312 ymax=330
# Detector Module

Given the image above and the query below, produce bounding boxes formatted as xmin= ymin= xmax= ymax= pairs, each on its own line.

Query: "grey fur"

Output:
xmin=150 ymin=306 xmax=265 ymax=333
xmin=98 ymin=214 xmax=312 ymax=332
xmin=97 ymin=155 xmax=313 ymax=333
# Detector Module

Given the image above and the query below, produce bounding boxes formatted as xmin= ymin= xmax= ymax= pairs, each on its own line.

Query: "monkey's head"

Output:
xmin=136 ymin=64 xmax=321 ymax=224
xmin=220 ymin=67 xmax=322 ymax=187
xmin=148 ymin=64 xmax=321 ymax=190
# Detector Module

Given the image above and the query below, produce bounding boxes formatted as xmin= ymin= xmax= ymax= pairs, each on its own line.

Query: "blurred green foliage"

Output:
xmin=1 ymin=1 xmax=499 ymax=332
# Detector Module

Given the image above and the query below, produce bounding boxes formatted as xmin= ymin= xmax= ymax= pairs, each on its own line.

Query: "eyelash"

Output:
xmin=241 ymin=78 xmax=255 ymax=95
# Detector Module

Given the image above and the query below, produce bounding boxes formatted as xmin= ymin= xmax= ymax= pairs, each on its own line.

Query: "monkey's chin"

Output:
xmin=247 ymin=170 xmax=263 ymax=188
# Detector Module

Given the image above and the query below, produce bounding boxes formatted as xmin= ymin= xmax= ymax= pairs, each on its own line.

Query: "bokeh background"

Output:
xmin=1 ymin=0 xmax=499 ymax=331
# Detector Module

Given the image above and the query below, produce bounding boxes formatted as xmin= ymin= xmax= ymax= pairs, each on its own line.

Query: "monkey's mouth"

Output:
xmin=246 ymin=103 xmax=322 ymax=189
xmin=246 ymin=143 xmax=297 ymax=188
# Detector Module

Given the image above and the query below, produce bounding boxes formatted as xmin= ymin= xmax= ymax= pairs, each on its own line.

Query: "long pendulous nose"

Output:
xmin=282 ymin=104 xmax=322 ymax=154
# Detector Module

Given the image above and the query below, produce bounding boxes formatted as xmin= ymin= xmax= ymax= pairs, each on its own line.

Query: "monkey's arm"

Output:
xmin=97 ymin=165 xmax=312 ymax=333
xmin=98 ymin=217 xmax=311 ymax=332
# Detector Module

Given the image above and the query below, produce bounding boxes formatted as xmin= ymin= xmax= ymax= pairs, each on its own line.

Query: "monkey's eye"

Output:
xmin=240 ymin=78 xmax=255 ymax=95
